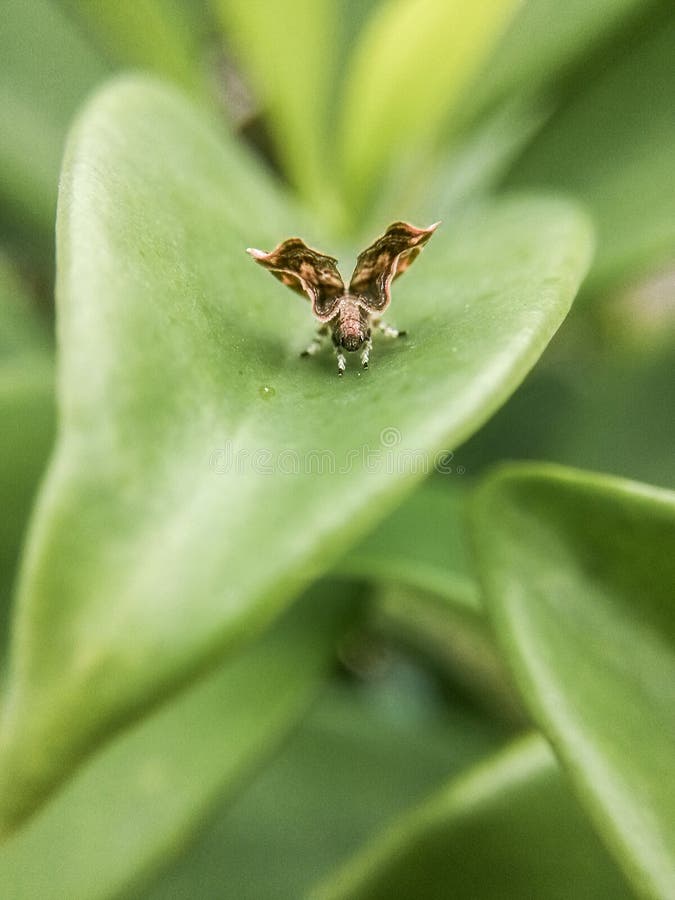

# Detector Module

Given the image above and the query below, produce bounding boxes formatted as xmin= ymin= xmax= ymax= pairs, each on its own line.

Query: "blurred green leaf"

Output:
xmin=57 ymin=0 xmax=205 ymax=94
xmin=0 ymin=0 xmax=107 ymax=247
xmin=212 ymin=0 xmax=342 ymax=222
xmin=336 ymin=0 xmax=518 ymax=216
xmin=552 ymin=344 xmax=675 ymax=491
xmin=0 ymin=263 xmax=51 ymax=360
xmin=458 ymin=326 xmax=675 ymax=491
xmin=0 ymin=260 xmax=54 ymax=658
xmin=312 ymin=734 xmax=631 ymax=899
xmin=341 ymin=481 xmax=523 ymax=720
xmin=0 ymin=582 xmax=358 ymax=900
xmin=506 ymin=12 xmax=675 ymax=294
xmin=141 ymin=668 xmax=506 ymax=900
xmin=471 ymin=0 xmax=659 ymax=114
xmin=343 ymin=481 xmax=476 ymax=606
xmin=472 ymin=464 xmax=675 ymax=898
xmin=420 ymin=100 xmax=546 ymax=223
xmin=0 ymin=75 xmax=592 ymax=832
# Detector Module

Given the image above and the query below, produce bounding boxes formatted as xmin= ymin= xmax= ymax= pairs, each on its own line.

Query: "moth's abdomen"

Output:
xmin=334 ymin=297 xmax=368 ymax=351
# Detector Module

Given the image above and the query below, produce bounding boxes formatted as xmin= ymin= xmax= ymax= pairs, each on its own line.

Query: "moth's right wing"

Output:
xmin=247 ymin=238 xmax=344 ymax=321
xmin=348 ymin=221 xmax=439 ymax=313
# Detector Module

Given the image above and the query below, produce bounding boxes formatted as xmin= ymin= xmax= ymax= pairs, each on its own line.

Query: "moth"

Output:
xmin=247 ymin=221 xmax=439 ymax=375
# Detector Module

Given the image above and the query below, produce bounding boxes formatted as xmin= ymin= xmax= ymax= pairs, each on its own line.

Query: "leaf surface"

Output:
xmin=0 ymin=0 xmax=106 ymax=242
xmin=472 ymin=464 xmax=675 ymax=898
xmin=57 ymin=0 xmax=204 ymax=94
xmin=312 ymin=735 xmax=631 ymax=899
xmin=212 ymin=0 xmax=342 ymax=221
xmin=342 ymin=481 xmax=522 ymax=719
xmin=0 ymin=261 xmax=54 ymax=655
xmin=0 ymin=75 xmax=592 ymax=831
xmin=0 ymin=583 xmax=357 ymax=899
xmin=336 ymin=0 xmax=518 ymax=213
xmin=506 ymin=13 xmax=675 ymax=293
xmin=142 ymin=670 xmax=505 ymax=900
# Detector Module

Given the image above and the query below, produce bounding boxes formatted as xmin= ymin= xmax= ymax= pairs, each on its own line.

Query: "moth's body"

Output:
xmin=247 ymin=221 xmax=438 ymax=375
xmin=333 ymin=295 xmax=369 ymax=352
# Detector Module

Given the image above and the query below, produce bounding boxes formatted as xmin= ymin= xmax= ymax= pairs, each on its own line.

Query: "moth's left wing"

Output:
xmin=247 ymin=238 xmax=345 ymax=321
xmin=348 ymin=221 xmax=440 ymax=313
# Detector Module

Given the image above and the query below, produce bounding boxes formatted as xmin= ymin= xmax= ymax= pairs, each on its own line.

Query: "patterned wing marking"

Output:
xmin=348 ymin=221 xmax=440 ymax=313
xmin=247 ymin=238 xmax=345 ymax=321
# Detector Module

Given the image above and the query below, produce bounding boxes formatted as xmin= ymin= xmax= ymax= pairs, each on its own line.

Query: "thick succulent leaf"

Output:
xmin=0 ymin=582 xmax=357 ymax=900
xmin=471 ymin=464 xmax=675 ymax=898
xmin=0 ymin=75 xmax=592 ymax=832
xmin=56 ymin=0 xmax=204 ymax=94
xmin=142 ymin=671 xmax=506 ymax=900
xmin=312 ymin=734 xmax=631 ymax=899
xmin=212 ymin=0 xmax=342 ymax=222
xmin=336 ymin=0 xmax=519 ymax=212
xmin=506 ymin=12 xmax=675 ymax=294
xmin=0 ymin=261 xmax=54 ymax=654
xmin=0 ymin=0 xmax=106 ymax=242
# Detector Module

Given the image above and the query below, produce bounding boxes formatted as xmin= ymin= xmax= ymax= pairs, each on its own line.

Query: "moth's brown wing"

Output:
xmin=247 ymin=238 xmax=344 ymax=321
xmin=348 ymin=221 xmax=440 ymax=313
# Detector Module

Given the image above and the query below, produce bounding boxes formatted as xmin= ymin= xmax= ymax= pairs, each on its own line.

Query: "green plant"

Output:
xmin=0 ymin=2 xmax=673 ymax=898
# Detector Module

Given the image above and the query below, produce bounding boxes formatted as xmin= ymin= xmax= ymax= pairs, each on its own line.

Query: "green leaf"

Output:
xmin=0 ymin=0 xmax=107 ymax=243
xmin=312 ymin=734 xmax=631 ymax=899
xmin=212 ymin=0 xmax=342 ymax=223
xmin=0 ymin=75 xmax=592 ymax=833
xmin=471 ymin=464 xmax=675 ymax=898
xmin=505 ymin=12 xmax=675 ymax=294
xmin=0 ymin=582 xmax=357 ymax=899
xmin=0 ymin=260 xmax=54 ymax=655
xmin=342 ymin=481 xmax=523 ymax=720
xmin=336 ymin=0 xmax=519 ymax=215
xmin=552 ymin=345 xmax=675 ymax=492
xmin=0 ymin=260 xmax=51 ymax=360
xmin=142 ymin=668 xmax=506 ymax=900
xmin=343 ymin=481 xmax=476 ymax=606
xmin=470 ymin=0 xmax=658 ymax=114
xmin=56 ymin=0 xmax=205 ymax=94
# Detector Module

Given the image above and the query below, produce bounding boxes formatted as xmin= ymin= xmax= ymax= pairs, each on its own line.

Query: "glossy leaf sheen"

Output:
xmin=472 ymin=465 xmax=675 ymax=898
xmin=0 ymin=583 xmax=356 ymax=899
xmin=313 ymin=735 xmax=630 ymax=899
xmin=0 ymin=76 xmax=592 ymax=831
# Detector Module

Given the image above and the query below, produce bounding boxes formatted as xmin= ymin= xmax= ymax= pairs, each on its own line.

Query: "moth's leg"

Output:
xmin=335 ymin=345 xmax=347 ymax=376
xmin=376 ymin=320 xmax=407 ymax=339
xmin=301 ymin=324 xmax=329 ymax=357
xmin=360 ymin=336 xmax=373 ymax=369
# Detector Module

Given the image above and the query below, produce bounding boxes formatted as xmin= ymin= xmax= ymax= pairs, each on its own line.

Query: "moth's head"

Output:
xmin=340 ymin=332 xmax=363 ymax=352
